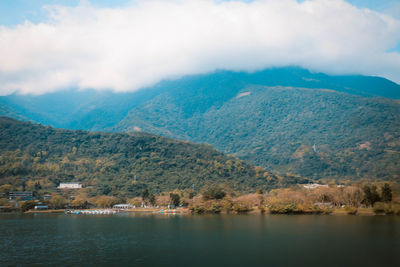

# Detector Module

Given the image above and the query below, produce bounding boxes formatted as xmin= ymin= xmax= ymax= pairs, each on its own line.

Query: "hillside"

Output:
xmin=0 ymin=117 xmax=307 ymax=197
xmin=1 ymin=67 xmax=399 ymax=132
xmin=1 ymin=67 xmax=399 ymax=181
xmin=115 ymin=86 xmax=400 ymax=181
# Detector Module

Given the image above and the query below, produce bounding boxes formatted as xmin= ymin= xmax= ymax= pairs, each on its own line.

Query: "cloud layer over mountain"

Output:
xmin=0 ymin=0 xmax=399 ymax=95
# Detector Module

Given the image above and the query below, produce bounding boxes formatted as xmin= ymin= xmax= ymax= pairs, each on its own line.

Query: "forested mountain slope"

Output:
xmin=115 ymin=86 xmax=400 ymax=181
xmin=1 ymin=67 xmax=399 ymax=181
xmin=1 ymin=67 xmax=399 ymax=132
xmin=0 ymin=117 xmax=307 ymax=196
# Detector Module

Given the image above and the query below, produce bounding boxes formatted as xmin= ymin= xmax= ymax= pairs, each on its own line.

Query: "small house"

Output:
xmin=57 ymin=183 xmax=82 ymax=189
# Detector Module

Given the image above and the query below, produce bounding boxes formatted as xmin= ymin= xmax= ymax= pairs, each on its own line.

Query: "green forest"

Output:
xmin=1 ymin=68 xmax=399 ymax=182
xmin=115 ymin=86 xmax=400 ymax=181
xmin=0 ymin=117 xmax=309 ymax=197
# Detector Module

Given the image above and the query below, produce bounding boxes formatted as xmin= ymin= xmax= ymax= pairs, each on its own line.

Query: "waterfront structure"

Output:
xmin=9 ymin=191 xmax=33 ymax=200
xmin=65 ymin=209 xmax=117 ymax=215
xmin=113 ymin=204 xmax=133 ymax=209
xmin=57 ymin=183 xmax=82 ymax=189
xmin=34 ymin=205 xmax=49 ymax=210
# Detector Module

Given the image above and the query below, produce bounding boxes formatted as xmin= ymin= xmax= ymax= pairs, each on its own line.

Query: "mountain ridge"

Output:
xmin=1 ymin=67 xmax=399 ymax=181
xmin=1 ymin=67 xmax=399 ymax=132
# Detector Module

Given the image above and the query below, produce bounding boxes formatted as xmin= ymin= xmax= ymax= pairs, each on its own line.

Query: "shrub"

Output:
xmin=258 ymin=205 xmax=266 ymax=214
xmin=220 ymin=198 xmax=233 ymax=213
xmin=384 ymin=204 xmax=394 ymax=215
xmin=0 ymin=198 xmax=9 ymax=206
xmin=232 ymin=202 xmax=251 ymax=213
xmin=313 ymin=205 xmax=333 ymax=215
xmin=268 ymin=203 xmax=297 ymax=214
xmin=189 ymin=204 xmax=206 ymax=214
xmin=21 ymin=200 xmax=36 ymax=212
xmin=373 ymin=202 xmax=385 ymax=214
xmin=344 ymin=206 xmax=358 ymax=215
xmin=208 ymin=202 xmax=222 ymax=213
xmin=392 ymin=204 xmax=400 ymax=215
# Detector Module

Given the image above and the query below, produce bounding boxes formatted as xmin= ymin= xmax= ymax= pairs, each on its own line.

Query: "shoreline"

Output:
xmin=13 ymin=207 xmax=394 ymax=216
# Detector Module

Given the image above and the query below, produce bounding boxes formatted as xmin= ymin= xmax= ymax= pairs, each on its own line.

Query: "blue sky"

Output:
xmin=1 ymin=0 xmax=399 ymax=26
xmin=0 ymin=0 xmax=131 ymax=25
xmin=0 ymin=0 xmax=399 ymax=94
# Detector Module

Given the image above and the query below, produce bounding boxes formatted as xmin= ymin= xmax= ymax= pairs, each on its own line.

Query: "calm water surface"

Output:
xmin=0 ymin=213 xmax=399 ymax=266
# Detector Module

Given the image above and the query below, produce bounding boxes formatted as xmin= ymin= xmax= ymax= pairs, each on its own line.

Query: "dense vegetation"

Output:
xmin=2 ymin=67 xmax=399 ymax=131
xmin=115 ymin=86 xmax=400 ymax=181
xmin=188 ymin=182 xmax=400 ymax=215
xmin=0 ymin=117 xmax=308 ymax=197
xmin=1 ymin=67 xmax=399 ymax=181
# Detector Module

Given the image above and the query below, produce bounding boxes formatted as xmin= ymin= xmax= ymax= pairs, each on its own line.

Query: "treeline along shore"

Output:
xmin=1 ymin=182 xmax=399 ymax=216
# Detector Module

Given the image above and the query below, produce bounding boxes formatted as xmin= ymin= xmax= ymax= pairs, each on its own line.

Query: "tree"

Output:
xmin=381 ymin=183 xmax=392 ymax=202
xmin=34 ymin=182 xmax=42 ymax=191
xmin=142 ymin=189 xmax=150 ymax=201
xmin=170 ymin=193 xmax=180 ymax=206
xmin=0 ymin=184 xmax=13 ymax=194
xmin=99 ymin=184 xmax=111 ymax=195
xmin=21 ymin=180 xmax=26 ymax=191
xmin=72 ymin=197 xmax=87 ymax=208
xmin=149 ymin=194 xmax=156 ymax=206
xmin=21 ymin=200 xmax=36 ymax=212
xmin=256 ymin=188 xmax=264 ymax=194
xmin=202 ymin=185 xmax=226 ymax=200
xmin=363 ymin=185 xmax=380 ymax=206
xmin=94 ymin=195 xmax=118 ymax=208
xmin=188 ymin=191 xmax=195 ymax=199
xmin=50 ymin=195 xmax=68 ymax=209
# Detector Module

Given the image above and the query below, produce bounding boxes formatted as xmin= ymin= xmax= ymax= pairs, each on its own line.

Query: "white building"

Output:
xmin=303 ymin=183 xmax=329 ymax=189
xmin=113 ymin=204 xmax=133 ymax=209
xmin=57 ymin=183 xmax=82 ymax=189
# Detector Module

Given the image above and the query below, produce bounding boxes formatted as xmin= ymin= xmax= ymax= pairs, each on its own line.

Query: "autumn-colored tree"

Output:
xmin=50 ymin=195 xmax=68 ymax=209
xmin=72 ymin=197 xmax=87 ymax=208
xmin=0 ymin=184 xmax=13 ymax=194
xmin=94 ymin=195 xmax=118 ymax=208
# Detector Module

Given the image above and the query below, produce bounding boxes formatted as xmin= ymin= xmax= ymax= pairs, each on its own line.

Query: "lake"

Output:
xmin=0 ymin=213 xmax=399 ymax=266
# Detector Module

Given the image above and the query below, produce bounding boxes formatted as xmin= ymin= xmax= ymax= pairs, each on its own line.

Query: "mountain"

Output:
xmin=1 ymin=67 xmax=399 ymax=131
xmin=1 ymin=67 xmax=399 ymax=181
xmin=0 ymin=87 xmax=166 ymax=131
xmin=115 ymin=85 xmax=400 ymax=181
xmin=0 ymin=117 xmax=307 ymax=196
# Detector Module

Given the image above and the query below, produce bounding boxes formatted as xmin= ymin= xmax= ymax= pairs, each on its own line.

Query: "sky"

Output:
xmin=0 ymin=0 xmax=399 ymax=95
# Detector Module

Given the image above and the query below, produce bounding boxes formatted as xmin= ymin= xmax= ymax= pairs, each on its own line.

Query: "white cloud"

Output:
xmin=0 ymin=0 xmax=399 ymax=95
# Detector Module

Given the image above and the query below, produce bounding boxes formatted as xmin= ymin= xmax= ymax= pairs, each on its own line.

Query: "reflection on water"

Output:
xmin=1 ymin=213 xmax=399 ymax=266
